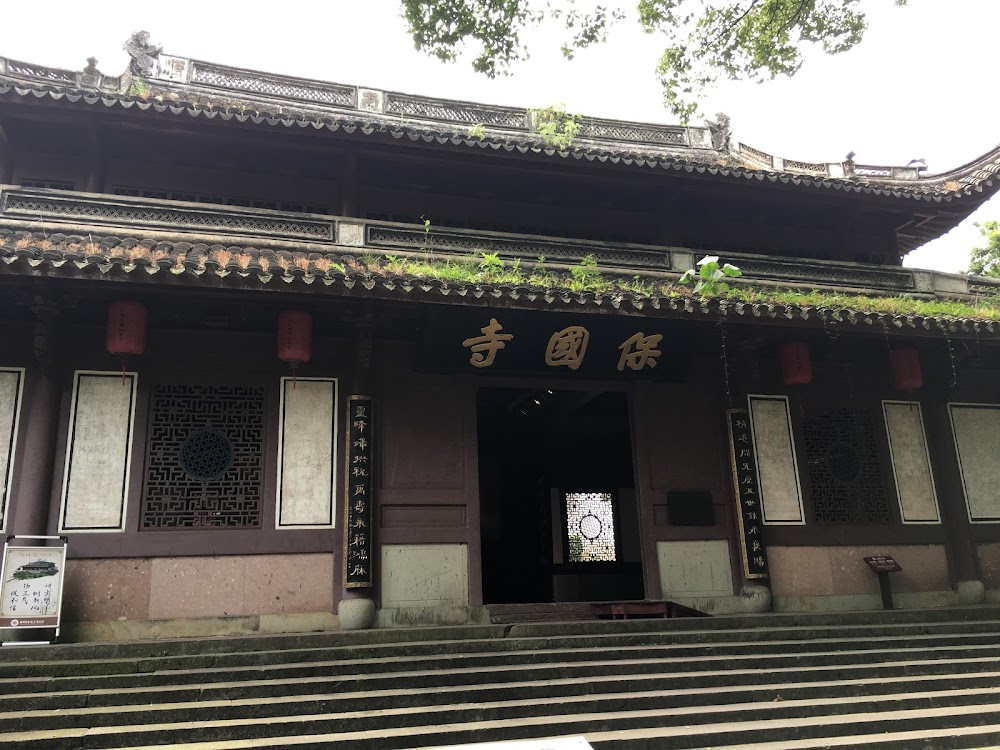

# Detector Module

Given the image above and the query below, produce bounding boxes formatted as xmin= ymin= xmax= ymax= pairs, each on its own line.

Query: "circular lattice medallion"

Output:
xmin=180 ymin=429 xmax=234 ymax=481
xmin=578 ymin=513 xmax=603 ymax=540
xmin=827 ymin=442 xmax=862 ymax=483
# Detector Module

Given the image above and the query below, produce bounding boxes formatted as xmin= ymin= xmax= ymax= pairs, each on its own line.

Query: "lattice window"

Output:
xmin=736 ymin=259 xmax=913 ymax=290
xmin=582 ymin=120 xmax=688 ymax=145
xmin=141 ymin=385 xmax=265 ymax=530
xmin=366 ymin=226 xmax=665 ymax=269
xmin=111 ymin=186 xmax=326 ymax=215
xmin=384 ymin=94 xmax=526 ymax=127
xmin=738 ymin=143 xmax=774 ymax=166
xmin=565 ymin=492 xmax=617 ymax=562
xmin=20 ymin=179 xmax=76 ymax=191
xmin=802 ymin=408 xmax=891 ymax=524
xmin=783 ymin=159 xmax=827 ymax=173
xmin=8 ymin=193 xmax=332 ymax=241
xmin=6 ymin=60 xmax=76 ymax=83
xmin=190 ymin=64 xmax=355 ymax=107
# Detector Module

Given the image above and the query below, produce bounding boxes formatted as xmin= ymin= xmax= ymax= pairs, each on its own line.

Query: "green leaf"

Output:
xmin=722 ymin=263 xmax=742 ymax=278
xmin=403 ymin=0 xmax=895 ymax=121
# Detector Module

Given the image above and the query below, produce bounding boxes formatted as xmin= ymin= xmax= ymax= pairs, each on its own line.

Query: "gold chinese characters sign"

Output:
xmin=727 ymin=409 xmax=769 ymax=580
xmin=343 ymin=396 xmax=374 ymax=588
xmin=426 ymin=311 xmax=690 ymax=381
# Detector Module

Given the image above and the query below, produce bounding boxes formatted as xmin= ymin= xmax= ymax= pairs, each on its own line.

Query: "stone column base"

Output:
xmin=338 ymin=598 xmax=376 ymax=630
xmin=956 ymin=579 xmax=986 ymax=605
xmin=739 ymin=584 xmax=772 ymax=613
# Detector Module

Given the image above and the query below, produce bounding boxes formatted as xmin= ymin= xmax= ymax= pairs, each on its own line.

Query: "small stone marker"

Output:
xmin=864 ymin=555 xmax=902 ymax=609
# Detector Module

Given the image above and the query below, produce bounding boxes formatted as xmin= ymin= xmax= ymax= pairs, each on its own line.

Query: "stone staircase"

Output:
xmin=4 ymin=607 xmax=1000 ymax=749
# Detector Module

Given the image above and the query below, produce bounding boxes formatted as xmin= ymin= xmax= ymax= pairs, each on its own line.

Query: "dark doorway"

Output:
xmin=477 ymin=388 xmax=643 ymax=604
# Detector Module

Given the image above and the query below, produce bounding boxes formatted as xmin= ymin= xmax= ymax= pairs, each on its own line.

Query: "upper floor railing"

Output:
xmin=0 ymin=185 xmax=972 ymax=298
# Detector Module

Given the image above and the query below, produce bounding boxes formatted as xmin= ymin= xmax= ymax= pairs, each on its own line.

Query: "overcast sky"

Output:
xmin=3 ymin=0 xmax=997 ymax=273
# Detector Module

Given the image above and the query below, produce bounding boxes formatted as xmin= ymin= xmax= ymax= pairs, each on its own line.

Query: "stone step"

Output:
xmin=0 ymin=624 xmax=510 ymax=664
xmin=6 ymin=605 xmax=1000 ymax=663
xmin=568 ymin=722 xmax=1000 ymax=750
xmin=7 ymin=627 xmax=1000 ymax=680
xmin=4 ymin=676 xmax=1000 ymax=737
xmin=6 ymin=641 xmax=1000 ymax=701
xmin=3 ymin=652 xmax=999 ymax=719
xmin=5 ymin=608 xmax=1000 ymax=749
xmin=7 ymin=618 xmax=1000 ymax=681
xmin=27 ymin=701 xmax=1000 ymax=750
xmin=7 ymin=661 xmax=1000 ymax=717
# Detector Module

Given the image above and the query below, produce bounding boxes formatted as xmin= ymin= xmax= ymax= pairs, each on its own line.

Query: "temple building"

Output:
xmin=2 ymin=34 xmax=1000 ymax=638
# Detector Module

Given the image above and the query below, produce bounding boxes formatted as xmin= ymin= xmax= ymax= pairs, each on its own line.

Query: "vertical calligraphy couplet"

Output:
xmin=727 ymin=409 xmax=769 ymax=580
xmin=344 ymin=396 xmax=374 ymax=588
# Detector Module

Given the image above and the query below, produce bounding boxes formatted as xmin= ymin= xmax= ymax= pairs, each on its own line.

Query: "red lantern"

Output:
xmin=891 ymin=348 xmax=922 ymax=391
xmin=780 ymin=341 xmax=812 ymax=386
xmin=106 ymin=301 xmax=146 ymax=357
xmin=106 ymin=301 xmax=146 ymax=384
xmin=277 ymin=310 xmax=312 ymax=377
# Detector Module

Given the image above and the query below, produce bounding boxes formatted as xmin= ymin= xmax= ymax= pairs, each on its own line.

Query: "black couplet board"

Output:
xmin=344 ymin=396 xmax=374 ymax=588
xmin=864 ymin=556 xmax=902 ymax=573
xmin=422 ymin=308 xmax=695 ymax=382
xmin=726 ymin=409 xmax=768 ymax=579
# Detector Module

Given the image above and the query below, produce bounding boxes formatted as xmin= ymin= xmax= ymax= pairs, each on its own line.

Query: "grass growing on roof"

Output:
xmin=350 ymin=251 xmax=1000 ymax=322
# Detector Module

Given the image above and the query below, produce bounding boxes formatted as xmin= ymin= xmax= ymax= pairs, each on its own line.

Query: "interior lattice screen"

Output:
xmin=141 ymin=384 xmax=264 ymax=529
xmin=565 ymin=492 xmax=617 ymax=562
xmin=802 ymin=407 xmax=890 ymax=524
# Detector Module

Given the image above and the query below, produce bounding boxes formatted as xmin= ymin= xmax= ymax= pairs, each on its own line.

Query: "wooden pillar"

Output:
xmin=8 ymin=302 xmax=62 ymax=536
xmin=339 ymin=154 xmax=359 ymax=218
xmin=0 ymin=122 xmax=13 ymax=185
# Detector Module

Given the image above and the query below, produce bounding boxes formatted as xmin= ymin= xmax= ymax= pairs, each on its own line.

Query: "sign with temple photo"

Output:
xmin=423 ymin=310 xmax=695 ymax=381
xmin=0 ymin=543 xmax=67 ymax=629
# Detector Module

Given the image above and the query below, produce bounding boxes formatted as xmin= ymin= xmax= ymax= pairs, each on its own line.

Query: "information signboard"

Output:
xmin=1 ymin=538 xmax=67 ymax=633
xmin=864 ymin=555 xmax=902 ymax=573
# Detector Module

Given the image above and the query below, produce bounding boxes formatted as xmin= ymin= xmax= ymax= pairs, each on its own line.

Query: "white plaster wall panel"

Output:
xmin=60 ymin=372 xmax=136 ymax=532
xmin=0 ymin=369 xmax=24 ymax=530
xmin=748 ymin=395 xmax=804 ymax=523
xmin=657 ymin=540 xmax=734 ymax=598
xmin=769 ymin=545 xmax=949 ymax=597
xmin=380 ymin=544 xmax=468 ymax=607
xmin=949 ymin=404 xmax=1000 ymax=522
xmin=276 ymin=378 xmax=337 ymax=528
xmin=883 ymin=401 xmax=939 ymax=522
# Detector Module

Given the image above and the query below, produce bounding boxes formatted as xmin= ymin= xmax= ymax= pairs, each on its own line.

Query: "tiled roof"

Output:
xmin=2 ymin=225 xmax=997 ymax=338
xmin=2 ymin=37 xmax=998 ymax=254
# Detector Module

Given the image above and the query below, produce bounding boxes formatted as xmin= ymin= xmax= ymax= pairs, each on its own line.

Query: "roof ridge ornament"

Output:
xmin=706 ymin=112 xmax=731 ymax=151
xmin=123 ymin=31 xmax=161 ymax=77
xmin=80 ymin=57 xmax=100 ymax=89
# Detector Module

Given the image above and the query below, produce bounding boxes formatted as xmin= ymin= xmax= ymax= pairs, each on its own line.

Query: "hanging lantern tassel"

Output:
xmin=277 ymin=310 xmax=313 ymax=389
xmin=780 ymin=341 xmax=812 ymax=415
xmin=891 ymin=348 xmax=922 ymax=407
xmin=106 ymin=301 xmax=147 ymax=385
